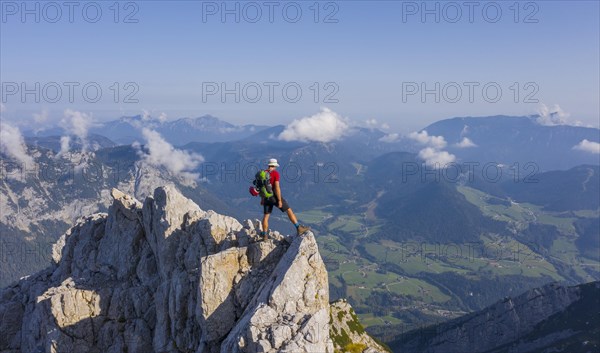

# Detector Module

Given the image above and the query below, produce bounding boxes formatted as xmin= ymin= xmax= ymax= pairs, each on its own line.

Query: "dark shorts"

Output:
xmin=263 ymin=197 xmax=290 ymax=214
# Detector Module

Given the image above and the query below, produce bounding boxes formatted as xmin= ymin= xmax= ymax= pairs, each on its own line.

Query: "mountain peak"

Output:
xmin=0 ymin=186 xmax=385 ymax=353
xmin=174 ymin=115 xmax=235 ymax=129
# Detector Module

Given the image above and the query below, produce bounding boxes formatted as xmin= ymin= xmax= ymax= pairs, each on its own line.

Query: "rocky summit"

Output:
xmin=0 ymin=186 xmax=386 ymax=353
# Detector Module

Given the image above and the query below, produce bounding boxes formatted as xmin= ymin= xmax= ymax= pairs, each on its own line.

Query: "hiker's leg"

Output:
xmin=280 ymin=200 xmax=309 ymax=235
xmin=287 ymin=208 xmax=309 ymax=235
xmin=278 ymin=198 xmax=296 ymax=224
xmin=286 ymin=208 xmax=298 ymax=224
xmin=262 ymin=200 xmax=274 ymax=233
xmin=262 ymin=213 xmax=270 ymax=233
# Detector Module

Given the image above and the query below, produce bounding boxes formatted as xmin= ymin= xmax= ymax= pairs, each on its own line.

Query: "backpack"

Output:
xmin=253 ymin=170 xmax=274 ymax=198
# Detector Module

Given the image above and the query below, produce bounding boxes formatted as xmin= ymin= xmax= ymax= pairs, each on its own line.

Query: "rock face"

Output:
xmin=0 ymin=186 xmax=381 ymax=353
xmin=390 ymin=281 xmax=600 ymax=353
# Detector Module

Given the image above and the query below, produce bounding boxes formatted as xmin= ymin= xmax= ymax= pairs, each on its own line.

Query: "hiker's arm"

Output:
xmin=274 ymin=181 xmax=282 ymax=202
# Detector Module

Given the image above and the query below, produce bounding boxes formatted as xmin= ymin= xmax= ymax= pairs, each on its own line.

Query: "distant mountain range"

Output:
xmin=23 ymin=114 xmax=599 ymax=170
xmin=423 ymin=115 xmax=600 ymax=171
xmin=24 ymin=114 xmax=270 ymax=146
xmin=24 ymin=133 xmax=116 ymax=152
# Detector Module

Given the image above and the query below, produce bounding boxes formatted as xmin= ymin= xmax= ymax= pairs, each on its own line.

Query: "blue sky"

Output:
xmin=1 ymin=0 xmax=599 ymax=132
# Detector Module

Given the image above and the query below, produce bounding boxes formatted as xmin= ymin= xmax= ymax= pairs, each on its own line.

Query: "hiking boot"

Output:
xmin=297 ymin=225 xmax=310 ymax=235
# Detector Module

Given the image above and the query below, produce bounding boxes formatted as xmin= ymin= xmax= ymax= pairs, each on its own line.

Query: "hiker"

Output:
xmin=258 ymin=158 xmax=309 ymax=240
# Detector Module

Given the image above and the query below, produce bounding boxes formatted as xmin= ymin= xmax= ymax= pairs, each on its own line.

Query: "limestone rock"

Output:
xmin=1 ymin=186 xmax=380 ymax=353
xmin=221 ymin=232 xmax=332 ymax=353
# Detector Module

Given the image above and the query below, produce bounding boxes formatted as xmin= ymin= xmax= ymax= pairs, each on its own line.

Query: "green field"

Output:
xmin=573 ymin=209 xmax=600 ymax=218
xmin=457 ymin=186 xmax=580 ymax=235
xmin=386 ymin=278 xmax=451 ymax=303
xmin=457 ymin=186 xmax=531 ymax=224
xmin=364 ymin=237 xmax=562 ymax=281
xmin=457 ymin=185 xmax=598 ymax=281
xmin=297 ymin=207 xmax=334 ymax=225
xmin=318 ymin=234 xmax=351 ymax=256
xmin=358 ymin=313 xmax=403 ymax=327
xmin=327 ymin=215 xmax=367 ymax=235
xmin=339 ymin=263 xmax=450 ymax=304
xmin=517 ymin=202 xmax=578 ymax=235
xmin=364 ymin=242 xmax=469 ymax=275
xmin=550 ymin=237 xmax=599 ymax=282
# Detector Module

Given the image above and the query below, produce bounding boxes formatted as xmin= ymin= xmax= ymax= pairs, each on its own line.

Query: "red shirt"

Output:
xmin=268 ymin=169 xmax=280 ymax=189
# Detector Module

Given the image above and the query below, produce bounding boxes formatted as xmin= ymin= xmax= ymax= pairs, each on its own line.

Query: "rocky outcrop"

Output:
xmin=330 ymin=299 xmax=389 ymax=353
xmin=0 ymin=186 xmax=381 ymax=353
xmin=220 ymin=230 xmax=331 ymax=353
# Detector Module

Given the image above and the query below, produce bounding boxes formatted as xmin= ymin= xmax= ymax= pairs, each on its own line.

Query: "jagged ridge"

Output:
xmin=0 ymin=186 xmax=386 ymax=353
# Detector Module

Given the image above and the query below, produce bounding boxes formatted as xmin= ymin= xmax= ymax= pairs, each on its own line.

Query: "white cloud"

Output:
xmin=158 ymin=112 xmax=168 ymax=123
xmin=63 ymin=109 xmax=93 ymax=138
xmin=418 ymin=147 xmax=456 ymax=167
xmin=56 ymin=136 xmax=71 ymax=158
xmin=141 ymin=110 xmax=168 ymax=123
xmin=142 ymin=109 xmax=152 ymax=121
xmin=278 ymin=108 xmax=350 ymax=143
xmin=408 ymin=130 xmax=447 ymax=149
xmin=365 ymin=118 xmax=378 ymax=128
xmin=219 ymin=126 xmax=243 ymax=134
xmin=573 ymin=139 xmax=600 ymax=154
xmin=0 ymin=122 xmax=35 ymax=167
xmin=379 ymin=133 xmax=400 ymax=143
xmin=33 ymin=109 xmax=49 ymax=124
xmin=409 ymin=131 xmax=456 ymax=167
xmin=536 ymin=103 xmax=570 ymax=126
xmin=0 ymin=103 xmax=6 ymax=113
xmin=455 ymin=137 xmax=477 ymax=148
xmin=60 ymin=109 xmax=94 ymax=152
xmin=363 ymin=118 xmax=391 ymax=131
xmin=136 ymin=128 xmax=204 ymax=181
xmin=135 ymin=110 xmax=167 ymax=129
